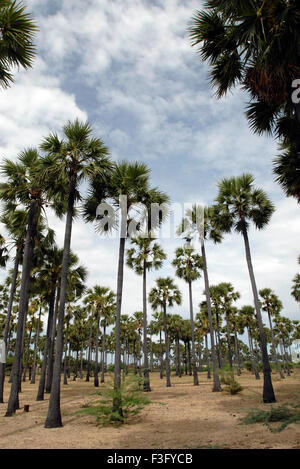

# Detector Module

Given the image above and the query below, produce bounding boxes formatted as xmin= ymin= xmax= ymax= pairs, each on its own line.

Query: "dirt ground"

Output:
xmin=0 ymin=369 xmax=300 ymax=449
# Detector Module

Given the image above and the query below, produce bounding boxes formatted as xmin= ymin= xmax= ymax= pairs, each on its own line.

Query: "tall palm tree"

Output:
xmin=177 ymin=205 xmax=222 ymax=392
xmin=0 ymin=149 xmax=56 ymax=416
xmin=148 ymin=277 xmax=182 ymax=387
xmin=0 ymin=0 xmax=37 ymax=88
xmin=42 ymin=119 xmax=111 ymax=428
xmin=214 ymin=174 xmax=275 ymax=402
xmin=84 ymin=160 xmax=168 ymax=418
xmin=259 ymin=288 xmax=285 ymax=378
xmin=126 ymin=235 xmax=166 ymax=391
xmin=172 ymin=242 xmax=202 ymax=385
xmin=189 ymin=1 xmax=300 ymax=136
xmin=0 ymin=208 xmax=27 ymax=403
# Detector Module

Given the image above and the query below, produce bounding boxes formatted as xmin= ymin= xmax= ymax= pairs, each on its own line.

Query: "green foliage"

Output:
xmin=225 ymin=379 xmax=243 ymax=395
xmin=77 ymin=375 xmax=150 ymax=427
xmin=243 ymin=403 xmax=300 ymax=433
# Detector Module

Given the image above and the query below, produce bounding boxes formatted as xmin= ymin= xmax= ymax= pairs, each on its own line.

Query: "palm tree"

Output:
xmin=0 ymin=0 xmax=37 ymax=88
xmin=259 ymin=288 xmax=285 ymax=378
xmin=42 ymin=119 xmax=111 ymax=428
xmin=0 ymin=208 xmax=27 ymax=403
xmin=83 ymin=286 xmax=115 ymax=387
xmin=0 ymin=149 xmax=57 ymax=416
xmin=240 ymin=305 xmax=261 ymax=379
xmin=126 ymin=235 xmax=166 ymax=391
xmin=148 ymin=277 xmax=182 ymax=387
xmin=177 ymin=205 xmax=222 ymax=392
xmin=100 ymin=302 xmax=115 ymax=383
xmin=273 ymin=140 xmax=300 ymax=203
xmin=172 ymin=242 xmax=202 ymax=385
xmin=215 ymin=174 xmax=276 ymax=402
xmin=217 ymin=282 xmax=240 ymax=377
xmin=84 ymin=160 xmax=168 ymax=418
xmin=291 ymin=255 xmax=300 ymax=304
xmin=291 ymin=274 xmax=300 ymax=304
xmin=189 ymin=1 xmax=300 ymax=136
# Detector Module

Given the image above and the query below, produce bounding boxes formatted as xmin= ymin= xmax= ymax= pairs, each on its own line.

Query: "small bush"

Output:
xmin=225 ymin=380 xmax=243 ymax=395
xmin=77 ymin=375 xmax=150 ymax=427
xmin=242 ymin=404 xmax=300 ymax=433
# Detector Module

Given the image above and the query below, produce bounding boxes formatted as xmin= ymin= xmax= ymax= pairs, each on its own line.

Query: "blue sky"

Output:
xmin=1 ymin=0 xmax=300 ymax=327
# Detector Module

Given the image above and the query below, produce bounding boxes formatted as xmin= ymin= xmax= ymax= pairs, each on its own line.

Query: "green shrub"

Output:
xmin=77 ymin=375 xmax=150 ymax=427
xmin=242 ymin=404 xmax=300 ymax=433
xmin=225 ymin=380 xmax=243 ymax=395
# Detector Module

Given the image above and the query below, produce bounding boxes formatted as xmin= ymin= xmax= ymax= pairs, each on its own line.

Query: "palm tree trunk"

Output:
xmin=5 ymin=199 xmax=39 ymax=416
xmin=162 ymin=303 xmax=171 ymax=387
xmin=267 ymin=312 xmax=284 ymax=379
xmin=215 ymin=311 xmax=223 ymax=369
xmin=22 ymin=322 xmax=33 ymax=381
xmin=234 ymin=326 xmax=241 ymax=376
xmin=31 ymin=306 xmax=42 ymax=384
xmin=0 ymin=246 xmax=21 ymax=403
xmin=63 ymin=319 xmax=70 ymax=385
xmin=46 ymin=285 xmax=59 ymax=393
xmin=247 ymin=326 xmax=260 ymax=379
xmin=142 ymin=260 xmax=151 ymax=391
xmin=100 ymin=322 xmax=106 ymax=383
xmin=36 ymin=286 xmax=56 ymax=400
xmin=86 ymin=320 xmax=93 ymax=382
xmin=112 ymin=226 xmax=126 ymax=417
xmin=45 ymin=174 xmax=77 ymax=428
xmin=94 ymin=314 xmax=100 ymax=387
xmin=225 ymin=311 xmax=234 ymax=377
xmin=159 ymin=329 xmax=163 ymax=379
xmin=242 ymin=226 xmax=276 ymax=403
xmin=205 ymin=334 xmax=211 ymax=379
xmin=200 ymin=238 xmax=221 ymax=391
xmin=188 ymin=281 xmax=199 ymax=385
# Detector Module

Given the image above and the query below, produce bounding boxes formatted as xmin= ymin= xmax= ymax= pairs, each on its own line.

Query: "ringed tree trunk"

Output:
xmin=188 ymin=281 xmax=199 ymax=386
xmin=63 ymin=318 xmax=70 ymax=385
xmin=159 ymin=329 xmax=163 ymax=379
xmin=94 ymin=313 xmax=100 ymax=387
xmin=225 ymin=311 xmax=234 ymax=378
xmin=45 ymin=174 xmax=77 ymax=428
xmin=112 ymin=214 xmax=126 ymax=418
xmin=142 ymin=260 xmax=151 ymax=391
xmin=233 ymin=326 xmax=241 ymax=376
xmin=0 ymin=246 xmax=21 ymax=402
xmin=215 ymin=310 xmax=223 ymax=369
xmin=200 ymin=237 xmax=221 ymax=391
xmin=31 ymin=306 xmax=42 ymax=384
xmin=267 ymin=311 xmax=284 ymax=379
xmin=205 ymin=334 xmax=211 ymax=379
xmin=100 ymin=322 xmax=106 ymax=383
xmin=162 ymin=302 xmax=171 ymax=387
xmin=247 ymin=326 xmax=260 ymax=379
xmin=46 ymin=285 xmax=59 ymax=393
xmin=86 ymin=320 xmax=93 ymax=382
xmin=5 ymin=199 xmax=39 ymax=416
xmin=36 ymin=286 xmax=56 ymax=400
xmin=242 ymin=225 xmax=276 ymax=403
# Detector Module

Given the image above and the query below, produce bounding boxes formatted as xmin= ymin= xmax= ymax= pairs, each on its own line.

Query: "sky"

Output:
xmin=0 ymin=0 xmax=299 ymax=329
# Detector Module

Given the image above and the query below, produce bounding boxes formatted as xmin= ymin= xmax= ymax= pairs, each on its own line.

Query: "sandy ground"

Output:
xmin=0 ymin=369 xmax=300 ymax=449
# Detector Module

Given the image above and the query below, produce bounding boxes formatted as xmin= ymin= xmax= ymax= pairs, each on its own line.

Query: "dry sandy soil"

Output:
xmin=0 ymin=370 xmax=300 ymax=449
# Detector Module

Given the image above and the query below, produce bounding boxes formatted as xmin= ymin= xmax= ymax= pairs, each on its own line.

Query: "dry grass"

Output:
xmin=0 ymin=369 xmax=300 ymax=449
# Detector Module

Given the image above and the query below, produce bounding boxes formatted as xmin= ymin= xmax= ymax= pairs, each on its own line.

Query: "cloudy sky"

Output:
xmin=1 ymin=0 xmax=299 ymax=328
